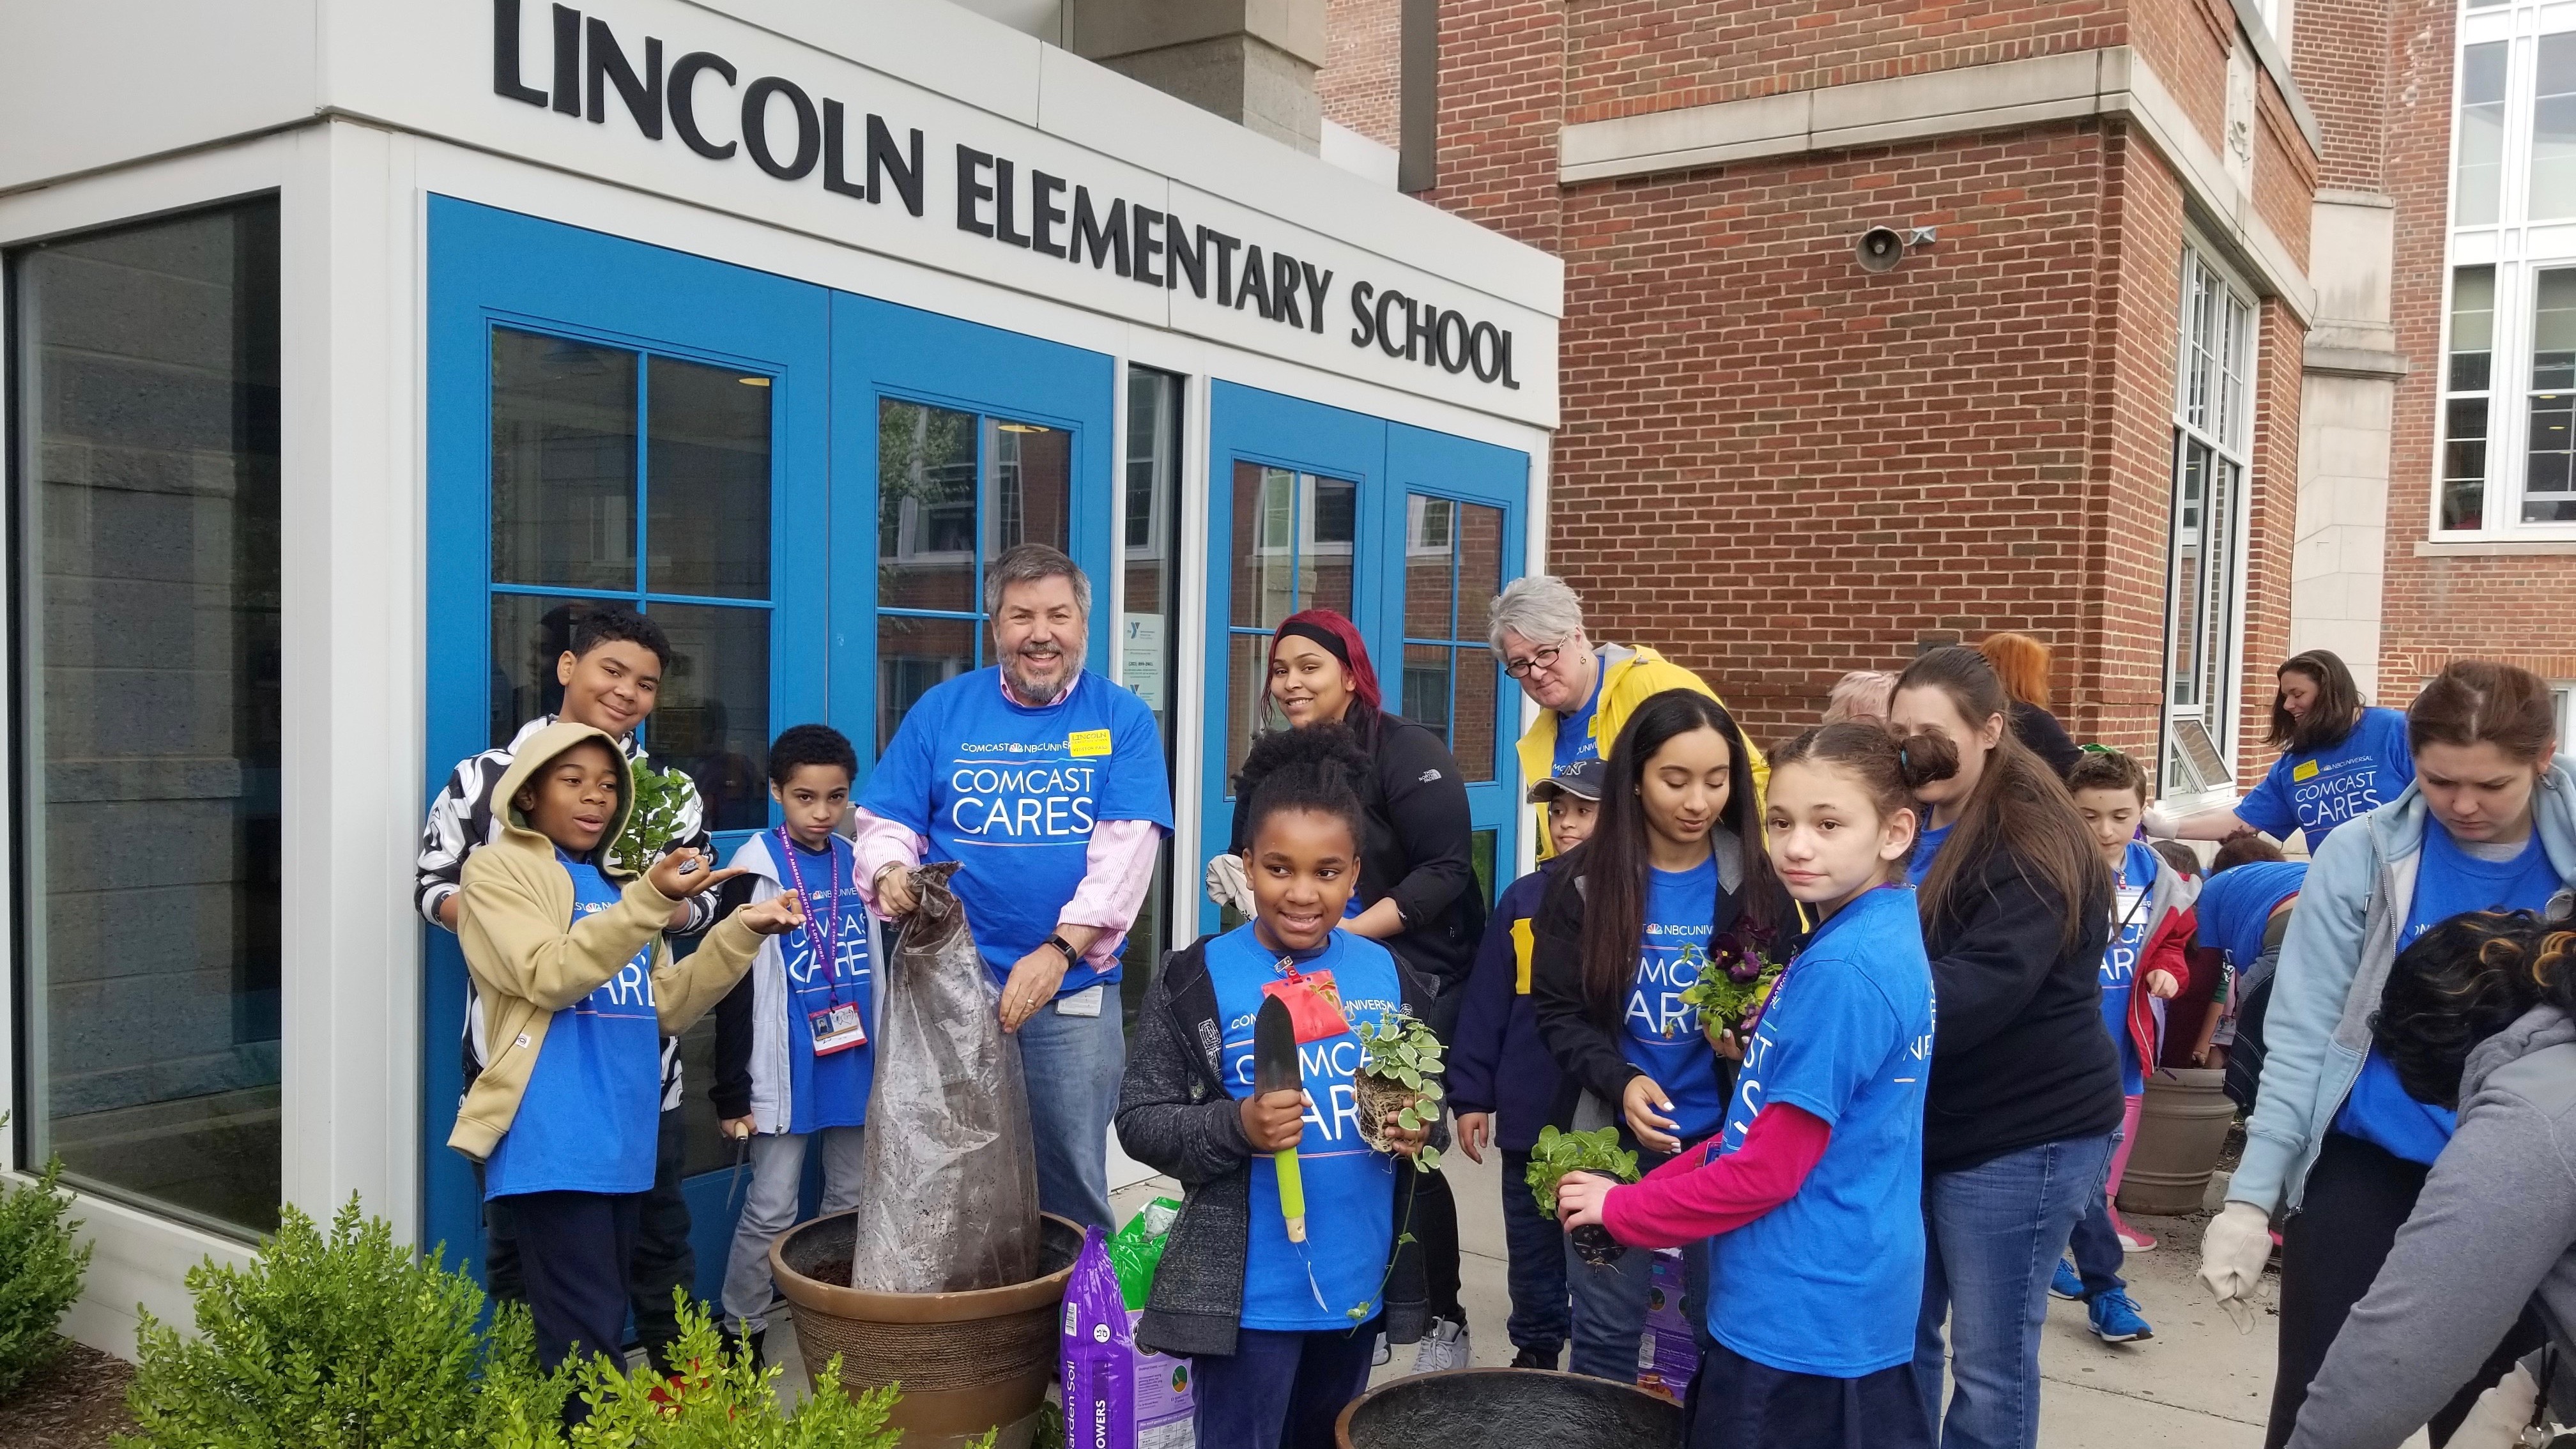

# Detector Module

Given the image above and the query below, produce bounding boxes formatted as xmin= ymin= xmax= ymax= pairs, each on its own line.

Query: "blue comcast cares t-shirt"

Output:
xmin=2336 ymin=826 xmax=2564 ymax=1165
xmin=772 ymin=834 xmax=875 ymax=1135
xmin=1208 ymin=926 xmax=1404 ymax=1331
xmin=1710 ymin=884 xmax=1935 ymax=1376
xmin=861 ymin=668 xmax=1173 ymax=996
xmin=2101 ymin=841 xmax=2159 ymax=1096
xmin=2237 ymin=707 xmax=2414 ymax=852
xmin=2196 ymin=861 xmax=2307 ymax=975
xmin=486 ymin=852 xmax=663 ymax=1200
xmin=1623 ymin=857 xmax=1729 ymax=1142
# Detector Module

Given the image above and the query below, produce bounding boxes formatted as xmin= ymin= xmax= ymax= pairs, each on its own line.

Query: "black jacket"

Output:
xmin=1920 ymin=841 xmax=2124 ymax=1175
xmin=1232 ymin=710 xmax=1486 ymax=1002
xmin=1527 ymin=834 xmax=1781 ymax=1132
xmin=2010 ymin=702 xmax=2084 ymax=779
xmin=1114 ymin=937 xmax=1430 ymax=1358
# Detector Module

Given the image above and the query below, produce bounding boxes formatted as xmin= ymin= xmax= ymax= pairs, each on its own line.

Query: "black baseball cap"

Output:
xmin=1527 ymin=758 xmax=1606 ymax=804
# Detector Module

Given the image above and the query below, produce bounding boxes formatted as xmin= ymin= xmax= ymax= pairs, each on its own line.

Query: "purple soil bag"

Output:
xmin=1063 ymin=1222 xmax=1196 ymax=1449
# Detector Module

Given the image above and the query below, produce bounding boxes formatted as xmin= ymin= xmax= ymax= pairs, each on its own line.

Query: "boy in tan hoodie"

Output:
xmin=449 ymin=721 xmax=801 ymax=1381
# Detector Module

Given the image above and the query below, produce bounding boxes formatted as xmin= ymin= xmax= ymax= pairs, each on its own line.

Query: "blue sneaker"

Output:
xmin=2050 ymin=1258 xmax=2084 ymax=1301
xmin=2089 ymin=1290 xmax=2154 ymax=1342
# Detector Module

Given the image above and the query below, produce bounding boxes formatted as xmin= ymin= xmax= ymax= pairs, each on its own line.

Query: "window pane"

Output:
xmin=1117 ymin=367 xmax=1182 ymax=1027
xmin=1403 ymin=643 xmax=1453 ymax=737
xmin=1405 ymin=496 xmax=1457 ymax=645
xmin=492 ymin=328 xmax=636 ymax=592
xmin=12 ymin=201 xmax=283 ymax=1236
xmin=488 ymin=593 xmax=602 ymax=746
xmin=878 ymin=400 xmax=977 ymax=614
xmin=646 ymin=356 xmax=770 ymax=599
xmin=2460 ymin=42 xmax=2508 ymax=225
xmin=1226 ymin=632 xmax=1282 ymax=793
xmin=1232 ymin=463 xmax=1296 ymax=629
xmin=877 ymin=613 xmax=977 ymax=755
xmin=648 ymin=603 xmax=769 ymax=833
xmin=2450 ymin=266 xmax=2497 ymax=392
xmin=2169 ymin=438 xmax=2211 ymax=708
xmin=1304 ymin=475 xmax=1356 ymax=617
xmin=2539 ymin=38 xmax=2576 ymax=220
xmin=2198 ymin=457 xmax=2240 ymax=719
xmin=2445 ymin=397 xmax=2491 ymax=532
xmin=1458 ymin=502 xmax=1505 ymax=646
xmin=986 ymin=419 xmax=1070 ymax=556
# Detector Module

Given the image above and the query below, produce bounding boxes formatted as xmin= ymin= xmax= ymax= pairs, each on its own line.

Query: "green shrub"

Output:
xmin=119 ymin=1196 xmax=571 ymax=1448
xmin=0 ymin=1119 xmax=93 ymax=1396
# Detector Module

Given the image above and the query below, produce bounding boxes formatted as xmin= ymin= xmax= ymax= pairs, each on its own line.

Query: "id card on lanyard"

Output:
xmin=778 ymin=831 xmax=867 ymax=1057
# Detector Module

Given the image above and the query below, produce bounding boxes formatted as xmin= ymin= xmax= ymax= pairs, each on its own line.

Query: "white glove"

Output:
xmin=2197 ymin=1200 xmax=2274 ymax=1334
xmin=2448 ymin=1363 xmax=2542 ymax=1449
xmin=2141 ymin=808 xmax=2180 ymax=839
xmin=1204 ymin=852 xmax=1254 ymax=916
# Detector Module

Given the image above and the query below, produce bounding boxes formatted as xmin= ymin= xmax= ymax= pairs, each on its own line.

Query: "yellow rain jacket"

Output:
xmin=1517 ymin=643 xmax=1768 ymax=859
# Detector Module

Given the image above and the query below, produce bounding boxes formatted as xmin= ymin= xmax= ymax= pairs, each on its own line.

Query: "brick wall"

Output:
xmin=1423 ymin=0 xmax=1563 ymax=248
xmin=1321 ymin=0 xmax=1402 ymax=148
xmin=2292 ymin=0 xmax=2388 ymax=192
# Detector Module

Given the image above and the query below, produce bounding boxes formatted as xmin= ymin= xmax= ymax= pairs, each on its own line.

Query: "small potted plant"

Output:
xmin=1678 ymin=925 xmax=1788 ymax=1045
xmin=1351 ymin=1011 xmax=1445 ymax=1170
xmin=1524 ymin=1125 xmax=1639 ymax=1266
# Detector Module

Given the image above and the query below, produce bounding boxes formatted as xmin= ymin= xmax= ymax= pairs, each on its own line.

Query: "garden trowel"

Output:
xmin=1254 ymin=993 xmax=1307 ymax=1244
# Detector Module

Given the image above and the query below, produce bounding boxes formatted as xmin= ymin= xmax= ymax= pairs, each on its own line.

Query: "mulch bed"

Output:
xmin=1 ymin=1339 xmax=137 ymax=1449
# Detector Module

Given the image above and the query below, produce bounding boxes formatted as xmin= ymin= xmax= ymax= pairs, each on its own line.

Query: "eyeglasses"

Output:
xmin=1504 ymin=644 xmax=1565 ymax=678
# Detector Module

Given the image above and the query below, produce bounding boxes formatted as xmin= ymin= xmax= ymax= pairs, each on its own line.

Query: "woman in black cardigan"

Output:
xmin=1212 ymin=607 xmax=1485 ymax=1372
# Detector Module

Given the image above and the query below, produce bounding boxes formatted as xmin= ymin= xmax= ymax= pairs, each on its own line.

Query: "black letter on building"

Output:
xmin=586 ymin=20 xmax=662 ymax=137
xmin=822 ymin=100 xmax=868 ymax=199
xmin=551 ymin=4 xmax=581 ymax=115
xmin=668 ymin=52 xmax=737 ymax=158
xmin=1301 ymin=261 xmax=1333 ymax=335
xmin=494 ymin=0 xmax=548 ymax=105
xmin=742 ymin=77 xmax=819 ymax=179
xmin=1131 ymin=206 xmax=1165 ymax=287
xmin=1071 ymin=189 xmax=1130 ymax=276
xmin=1270 ymin=250 xmax=1302 ymax=328
xmin=1350 ymin=281 xmax=1377 ymax=348
xmin=994 ymin=159 xmax=1031 ymax=247
xmin=1236 ymin=245 xmax=1273 ymax=320
xmin=1204 ymin=228 xmax=1241 ymax=305
xmin=1031 ymin=172 xmax=1070 ymax=258
xmin=956 ymin=146 xmax=996 ymax=236
xmin=868 ymin=116 xmax=924 ymax=216
xmin=1167 ymin=217 xmax=1208 ymax=298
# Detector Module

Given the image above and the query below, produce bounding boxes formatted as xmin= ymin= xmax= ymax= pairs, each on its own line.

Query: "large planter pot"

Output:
xmin=1336 ymin=1368 xmax=1685 ymax=1449
xmin=770 ymin=1210 xmax=1082 ymax=1449
xmin=2117 ymin=1066 xmax=2236 ymax=1216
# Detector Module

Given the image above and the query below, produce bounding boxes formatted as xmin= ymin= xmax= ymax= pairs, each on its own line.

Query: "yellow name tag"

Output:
xmin=2292 ymin=760 xmax=2320 ymax=781
xmin=1068 ymin=729 xmax=1113 ymax=758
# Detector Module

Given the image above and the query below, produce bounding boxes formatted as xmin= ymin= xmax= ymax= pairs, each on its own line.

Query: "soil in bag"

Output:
xmin=844 ymin=862 xmax=1045 ymax=1292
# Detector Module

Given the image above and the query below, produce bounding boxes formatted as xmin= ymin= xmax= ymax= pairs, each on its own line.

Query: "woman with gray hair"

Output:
xmin=1823 ymin=670 xmax=1897 ymax=726
xmin=1489 ymin=576 xmax=1762 ymax=859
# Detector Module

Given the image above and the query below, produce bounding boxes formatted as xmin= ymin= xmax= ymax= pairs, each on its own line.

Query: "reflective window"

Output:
xmin=2445 ymin=266 xmax=2497 ymax=531
xmin=2460 ymin=42 xmax=2508 ymax=226
xmin=2527 ymin=270 xmax=2576 ymax=522
xmin=9 ymin=199 xmax=283 ymax=1236
xmin=1119 ymin=368 xmax=1183 ymax=1018
xmin=1225 ymin=463 xmax=1356 ymax=781
xmin=1402 ymin=494 xmax=1506 ymax=793
xmin=2163 ymin=249 xmax=2254 ymax=799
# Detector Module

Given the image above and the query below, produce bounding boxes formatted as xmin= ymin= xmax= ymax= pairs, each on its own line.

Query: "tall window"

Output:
xmin=2164 ymin=247 xmax=2256 ymax=802
xmin=1402 ymin=493 xmax=1507 ymax=904
xmin=2444 ymin=266 xmax=2497 ymax=529
xmin=873 ymin=402 xmax=1071 ymax=749
xmin=9 ymin=200 xmax=282 ymax=1236
xmin=1119 ymin=367 xmax=1183 ymax=1013
xmin=1223 ymin=464 xmax=1355 ymax=774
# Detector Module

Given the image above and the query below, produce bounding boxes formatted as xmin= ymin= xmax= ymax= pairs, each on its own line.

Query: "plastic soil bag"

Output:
xmin=1108 ymin=1198 xmax=1182 ymax=1312
xmin=846 ymin=862 xmax=1043 ymax=1292
xmin=1064 ymin=1224 xmax=1197 ymax=1449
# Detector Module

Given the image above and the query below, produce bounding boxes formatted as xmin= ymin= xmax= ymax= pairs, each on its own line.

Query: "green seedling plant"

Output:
xmin=1351 ymin=1011 xmax=1445 ymax=1172
xmin=607 ymin=763 xmax=694 ymax=876
xmin=1524 ymin=1126 xmax=1640 ymax=1267
xmin=0 ymin=1113 xmax=91 ymax=1399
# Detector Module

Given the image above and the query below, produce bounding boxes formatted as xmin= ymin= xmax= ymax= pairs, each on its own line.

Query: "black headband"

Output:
xmin=1275 ymin=620 xmax=1354 ymax=671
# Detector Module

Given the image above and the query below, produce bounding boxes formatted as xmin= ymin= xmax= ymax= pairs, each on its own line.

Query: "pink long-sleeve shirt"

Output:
xmin=1598 ymin=1103 xmax=1832 ymax=1248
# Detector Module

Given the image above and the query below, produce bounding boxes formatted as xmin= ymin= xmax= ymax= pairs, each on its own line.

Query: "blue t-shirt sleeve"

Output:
xmin=1753 ymin=958 xmax=1903 ymax=1130
xmin=1097 ymin=684 xmax=1176 ymax=830
xmin=859 ymin=689 xmax=940 ymax=834
xmin=2366 ymin=710 xmax=2414 ymax=801
xmin=2236 ymin=758 xmax=2296 ymax=838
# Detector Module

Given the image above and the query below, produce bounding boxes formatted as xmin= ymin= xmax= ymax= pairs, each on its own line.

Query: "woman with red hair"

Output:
xmin=1978 ymin=632 xmax=2083 ymax=778
xmin=1207 ymin=608 xmax=1487 ymax=1373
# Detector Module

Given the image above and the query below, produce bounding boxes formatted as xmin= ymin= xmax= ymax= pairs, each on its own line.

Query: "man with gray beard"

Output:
xmin=853 ymin=544 xmax=1174 ymax=1230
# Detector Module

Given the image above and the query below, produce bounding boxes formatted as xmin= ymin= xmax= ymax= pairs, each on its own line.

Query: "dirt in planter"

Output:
xmin=0 ymin=1338 xmax=137 ymax=1449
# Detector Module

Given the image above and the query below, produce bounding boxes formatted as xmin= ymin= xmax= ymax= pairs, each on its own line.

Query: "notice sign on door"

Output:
xmin=1124 ymin=614 xmax=1166 ymax=711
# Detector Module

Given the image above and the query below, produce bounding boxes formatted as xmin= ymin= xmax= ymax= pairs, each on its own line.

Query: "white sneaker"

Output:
xmin=1371 ymin=1331 xmax=1390 ymax=1367
xmin=1410 ymin=1317 xmax=1470 ymax=1374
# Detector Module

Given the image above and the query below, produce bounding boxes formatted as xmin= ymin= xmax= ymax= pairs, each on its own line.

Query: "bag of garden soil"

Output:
xmin=1638 ymin=1248 xmax=1697 ymax=1401
xmin=1064 ymin=1218 xmax=1196 ymax=1449
xmin=845 ymin=862 xmax=1043 ymax=1292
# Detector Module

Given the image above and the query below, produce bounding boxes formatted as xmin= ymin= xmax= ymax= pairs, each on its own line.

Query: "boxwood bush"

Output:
xmin=0 ymin=1122 xmax=93 ymax=1397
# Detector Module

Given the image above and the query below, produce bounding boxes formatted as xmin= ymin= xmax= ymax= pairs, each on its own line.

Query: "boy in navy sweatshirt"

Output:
xmin=1449 ymin=760 xmax=1604 ymax=1370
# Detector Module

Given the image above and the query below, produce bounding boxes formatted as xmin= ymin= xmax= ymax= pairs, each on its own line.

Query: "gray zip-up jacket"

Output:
xmin=710 ymin=832 xmax=887 ymax=1134
xmin=2286 ymin=1003 xmax=2576 ymax=1448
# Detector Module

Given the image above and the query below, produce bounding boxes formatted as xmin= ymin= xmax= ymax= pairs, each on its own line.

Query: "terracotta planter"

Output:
xmin=769 ymin=1210 xmax=1082 ymax=1449
xmin=1336 ymin=1368 xmax=1685 ymax=1448
xmin=2117 ymin=1066 xmax=2237 ymax=1216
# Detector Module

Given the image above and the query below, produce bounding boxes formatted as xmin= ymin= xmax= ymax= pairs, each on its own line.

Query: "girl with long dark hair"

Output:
xmin=1890 ymin=646 xmax=2121 ymax=1449
xmin=1530 ymin=687 xmax=1789 ymax=1383
xmin=2156 ymin=648 xmax=2413 ymax=853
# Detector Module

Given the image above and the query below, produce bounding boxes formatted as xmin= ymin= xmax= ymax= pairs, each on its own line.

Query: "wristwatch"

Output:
xmin=1043 ymin=932 xmax=1080 ymax=969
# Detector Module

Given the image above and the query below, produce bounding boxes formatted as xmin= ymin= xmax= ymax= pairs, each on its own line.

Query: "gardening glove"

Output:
xmin=2141 ymin=808 xmax=2179 ymax=839
xmin=2448 ymin=1363 xmax=2541 ymax=1449
xmin=1204 ymin=852 xmax=1254 ymax=916
xmin=2198 ymin=1200 xmax=2274 ymax=1334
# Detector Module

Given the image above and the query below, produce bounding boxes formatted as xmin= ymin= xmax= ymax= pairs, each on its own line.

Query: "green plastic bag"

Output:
xmin=1108 ymin=1197 xmax=1181 ymax=1311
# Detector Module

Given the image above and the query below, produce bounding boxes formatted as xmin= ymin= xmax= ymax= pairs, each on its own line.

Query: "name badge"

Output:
xmin=809 ymin=1004 xmax=868 ymax=1055
xmin=1068 ymin=728 xmax=1113 ymax=758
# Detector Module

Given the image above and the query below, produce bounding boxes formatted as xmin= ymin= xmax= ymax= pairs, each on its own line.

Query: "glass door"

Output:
xmin=427 ymin=198 xmax=830 ymax=1295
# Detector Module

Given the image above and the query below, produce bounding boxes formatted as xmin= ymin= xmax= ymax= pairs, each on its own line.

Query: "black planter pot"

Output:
xmin=1335 ymin=1368 xmax=1685 ymax=1449
xmin=1560 ymin=1170 xmax=1629 ymax=1266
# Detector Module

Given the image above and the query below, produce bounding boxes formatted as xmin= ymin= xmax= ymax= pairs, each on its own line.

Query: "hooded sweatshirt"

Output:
xmin=2230 ymin=758 xmax=2576 ymax=1214
xmin=2285 ymin=1002 xmax=2576 ymax=1449
xmin=1517 ymin=644 xmax=1768 ymax=861
xmin=447 ymin=721 xmax=767 ymax=1163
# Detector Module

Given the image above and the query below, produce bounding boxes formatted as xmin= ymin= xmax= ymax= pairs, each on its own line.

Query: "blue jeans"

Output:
xmin=1499 ymin=1147 xmax=1570 ymax=1357
xmin=1017 ymin=990 xmax=1124 ymax=1230
xmin=1913 ymin=1133 xmax=2114 ymax=1449
xmin=2064 ymin=1126 xmax=2126 ymax=1302
xmin=1193 ymin=1323 xmax=1380 ymax=1449
xmin=1567 ymin=1222 xmax=1710 ymax=1382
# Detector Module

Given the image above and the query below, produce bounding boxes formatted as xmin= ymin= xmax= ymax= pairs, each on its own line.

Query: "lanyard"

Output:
xmin=775 ymin=831 xmax=846 ymax=1005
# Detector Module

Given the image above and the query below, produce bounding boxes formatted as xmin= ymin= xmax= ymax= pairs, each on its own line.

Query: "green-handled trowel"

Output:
xmin=1254 ymin=993 xmax=1307 ymax=1243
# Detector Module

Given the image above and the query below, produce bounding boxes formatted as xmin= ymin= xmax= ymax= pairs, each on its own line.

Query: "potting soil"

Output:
xmin=1064 ymin=1223 xmax=1197 ymax=1449
xmin=1340 ymin=1370 xmax=1683 ymax=1449
xmin=844 ymin=862 xmax=1045 ymax=1292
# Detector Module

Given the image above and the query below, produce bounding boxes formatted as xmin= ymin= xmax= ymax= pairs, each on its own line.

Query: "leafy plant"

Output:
xmin=119 ymin=1195 xmax=573 ymax=1448
xmin=0 ymin=1115 xmax=91 ymax=1397
xmin=607 ymin=763 xmax=694 ymax=876
xmin=1352 ymin=1011 xmax=1445 ymax=1171
xmin=1522 ymin=1125 xmax=1639 ymax=1220
xmin=1677 ymin=926 xmax=1789 ymax=1039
